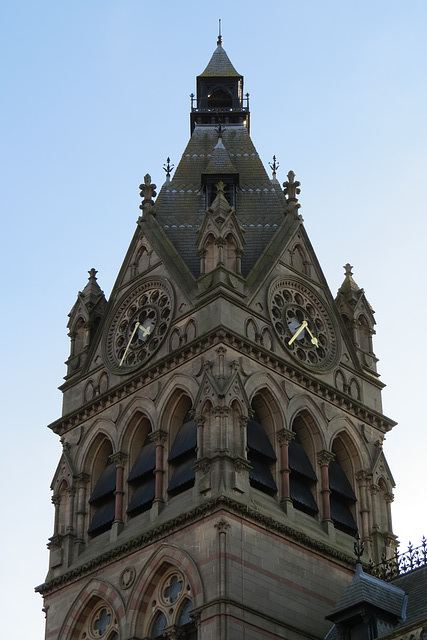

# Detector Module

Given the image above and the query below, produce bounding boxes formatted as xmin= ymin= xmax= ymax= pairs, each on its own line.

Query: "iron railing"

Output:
xmin=369 ymin=537 xmax=427 ymax=580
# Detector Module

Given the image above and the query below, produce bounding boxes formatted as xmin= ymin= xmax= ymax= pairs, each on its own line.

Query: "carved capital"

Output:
xmin=215 ymin=518 xmax=230 ymax=534
xmin=149 ymin=429 xmax=167 ymax=446
xmin=76 ymin=472 xmax=90 ymax=486
xmin=110 ymin=452 xmax=127 ymax=468
xmin=317 ymin=450 xmax=335 ymax=467
xmin=277 ymin=428 xmax=295 ymax=446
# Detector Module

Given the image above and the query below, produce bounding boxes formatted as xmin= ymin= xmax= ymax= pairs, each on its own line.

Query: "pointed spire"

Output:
xmin=80 ymin=268 xmax=106 ymax=310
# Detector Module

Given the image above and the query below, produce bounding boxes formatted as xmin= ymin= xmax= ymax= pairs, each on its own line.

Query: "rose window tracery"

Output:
xmin=105 ymin=280 xmax=174 ymax=373
xmin=268 ymin=277 xmax=338 ymax=371
xmin=80 ymin=604 xmax=118 ymax=640
xmin=147 ymin=571 xmax=195 ymax=638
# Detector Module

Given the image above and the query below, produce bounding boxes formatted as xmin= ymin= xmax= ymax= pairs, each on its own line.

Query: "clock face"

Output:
xmin=268 ymin=277 xmax=338 ymax=371
xmin=105 ymin=279 xmax=174 ymax=373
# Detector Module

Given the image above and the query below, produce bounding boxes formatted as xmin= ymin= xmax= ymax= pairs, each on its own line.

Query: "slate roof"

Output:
xmin=153 ymin=125 xmax=287 ymax=277
xmin=391 ymin=565 xmax=427 ymax=628
xmin=326 ymin=563 xmax=407 ymax=621
xmin=199 ymin=44 xmax=241 ymax=77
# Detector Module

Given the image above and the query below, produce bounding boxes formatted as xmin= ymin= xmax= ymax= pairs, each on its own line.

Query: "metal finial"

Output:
xmin=269 ymin=155 xmax=280 ymax=177
xmin=354 ymin=534 xmax=364 ymax=563
xmin=217 ymin=19 xmax=223 ymax=46
xmin=215 ymin=123 xmax=226 ymax=138
xmin=163 ymin=157 xmax=174 ymax=178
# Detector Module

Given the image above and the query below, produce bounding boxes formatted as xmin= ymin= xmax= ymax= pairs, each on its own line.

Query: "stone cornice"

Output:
xmin=49 ymin=328 xmax=396 ymax=437
xmin=36 ymin=495 xmax=356 ymax=596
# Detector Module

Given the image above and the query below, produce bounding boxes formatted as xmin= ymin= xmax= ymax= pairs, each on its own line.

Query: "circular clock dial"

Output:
xmin=105 ymin=280 xmax=173 ymax=373
xmin=268 ymin=278 xmax=338 ymax=371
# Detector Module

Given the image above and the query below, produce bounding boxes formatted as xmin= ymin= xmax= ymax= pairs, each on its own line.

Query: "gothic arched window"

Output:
xmin=88 ymin=439 xmax=115 ymax=537
xmin=127 ymin=433 xmax=156 ymax=517
xmin=329 ymin=460 xmax=357 ymax=534
xmin=147 ymin=571 xmax=196 ymax=638
xmin=77 ymin=601 xmax=119 ymax=639
xmin=289 ymin=415 xmax=319 ymax=516
xmin=247 ymin=411 xmax=277 ymax=496
xmin=167 ymin=412 xmax=197 ymax=497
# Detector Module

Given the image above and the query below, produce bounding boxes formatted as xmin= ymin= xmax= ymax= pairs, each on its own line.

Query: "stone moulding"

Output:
xmin=36 ymin=495 xmax=356 ymax=596
xmin=50 ymin=327 xmax=396 ymax=437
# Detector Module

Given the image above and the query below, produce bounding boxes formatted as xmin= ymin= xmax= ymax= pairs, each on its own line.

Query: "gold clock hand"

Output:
xmin=119 ymin=322 xmax=141 ymax=367
xmin=140 ymin=325 xmax=151 ymax=337
xmin=305 ymin=325 xmax=319 ymax=348
xmin=288 ymin=320 xmax=307 ymax=346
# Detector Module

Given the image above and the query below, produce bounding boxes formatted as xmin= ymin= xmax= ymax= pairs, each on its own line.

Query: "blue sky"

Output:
xmin=1 ymin=2 xmax=426 ymax=637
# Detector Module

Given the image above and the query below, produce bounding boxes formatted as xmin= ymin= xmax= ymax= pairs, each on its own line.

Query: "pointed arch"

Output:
xmin=335 ymin=369 xmax=346 ymax=393
xmin=84 ymin=380 xmax=96 ymax=403
xmin=58 ymin=579 xmax=124 ymax=640
xmin=288 ymin=409 xmax=322 ymax=517
xmin=184 ymin=318 xmax=197 ymax=343
xmin=99 ymin=371 xmax=109 ymax=395
xmin=224 ymin=231 xmax=238 ymax=271
xmin=169 ymin=327 xmax=181 ymax=352
xmin=129 ymin=544 xmax=204 ymax=638
xmin=358 ymin=314 xmax=372 ymax=352
xmin=349 ymin=377 xmax=361 ymax=400
xmin=245 ymin=317 xmax=258 ymax=342
xmin=329 ymin=430 xmax=360 ymax=536
xmin=72 ymin=316 xmax=86 ymax=356
xmin=204 ymin=233 xmax=217 ymax=272
xmin=162 ymin=389 xmax=196 ymax=498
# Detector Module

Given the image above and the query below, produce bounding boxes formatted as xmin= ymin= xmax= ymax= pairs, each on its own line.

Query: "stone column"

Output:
xmin=74 ymin=473 xmax=90 ymax=554
xmin=277 ymin=428 xmax=295 ymax=506
xmin=318 ymin=450 xmax=335 ymax=534
xmin=52 ymin=494 xmax=61 ymax=536
xmin=215 ymin=518 xmax=230 ymax=640
xmin=150 ymin=430 xmax=167 ymax=505
xmin=111 ymin=452 xmax=127 ymax=539
xmin=356 ymin=471 xmax=371 ymax=545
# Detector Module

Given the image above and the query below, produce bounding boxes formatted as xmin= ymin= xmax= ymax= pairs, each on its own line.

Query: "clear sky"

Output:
xmin=1 ymin=1 xmax=426 ymax=637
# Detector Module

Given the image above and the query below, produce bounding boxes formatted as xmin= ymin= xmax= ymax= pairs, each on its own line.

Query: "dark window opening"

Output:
xmin=127 ymin=436 xmax=156 ymax=517
xmin=167 ymin=413 xmax=197 ymax=496
xmin=247 ymin=413 xmax=277 ymax=495
xmin=289 ymin=436 xmax=319 ymax=516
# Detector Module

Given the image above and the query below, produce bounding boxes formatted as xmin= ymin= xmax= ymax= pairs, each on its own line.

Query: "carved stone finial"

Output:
xmin=139 ymin=174 xmax=157 ymax=213
xmin=344 ymin=263 xmax=353 ymax=277
xmin=283 ymin=170 xmax=301 ymax=200
xmin=354 ymin=533 xmax=364 ymax=563
xmin=269 ymin=155 xmax=279 ymax=179
xmin=88 ymin=268 xmax=98 ymax=282
xmin=215 ymin=180 xmax=226 ymax=195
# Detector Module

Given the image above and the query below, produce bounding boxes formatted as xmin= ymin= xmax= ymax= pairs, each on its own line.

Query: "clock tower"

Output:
xmin=37 ymin=37 xmax=397 ymax=640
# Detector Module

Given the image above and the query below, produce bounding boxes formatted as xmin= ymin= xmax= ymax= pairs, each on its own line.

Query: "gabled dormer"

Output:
xmin=326 ymin=551 xmax=407 ymax=640
xmin=190 ymin=34 xmax=250 ymax=133
xmin=197 ymin=180 xmax=245 ymax=278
